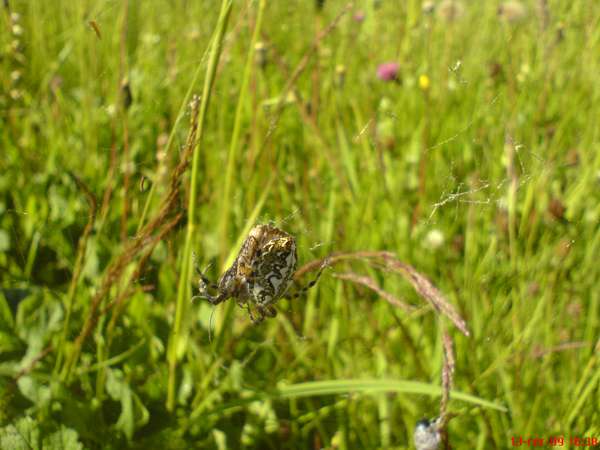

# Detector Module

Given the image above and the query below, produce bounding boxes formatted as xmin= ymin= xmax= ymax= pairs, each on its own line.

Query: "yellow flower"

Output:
xmin=419 ymin=74 xmax=430 ymax=91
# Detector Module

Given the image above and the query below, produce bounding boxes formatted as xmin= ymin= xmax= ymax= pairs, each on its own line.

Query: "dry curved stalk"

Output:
xmin=333 ymin=272 xmax=414 ymax=313
xmin=60 ymin=97 xmax=201 ymax=381
xmin=530 ymin=341 xmax=588 ymax=359
xmin=380 ymin=255 xmax=470 ymax=337
xmin=295 ymin=251 xmax=471 ymax=337
xmin=440 ymin=330 xmax=455 ymax=423
xmin=438 ymin=330 xmax=456 ymax=450
xmin=55 ymin=172 xmax=98 ymax=371
xmin=294 ymin=251 xmax=394 ymax=279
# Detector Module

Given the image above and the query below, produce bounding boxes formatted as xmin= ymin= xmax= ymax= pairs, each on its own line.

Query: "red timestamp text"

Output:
xmin=510 ymin=436 xmax=599 ymax=447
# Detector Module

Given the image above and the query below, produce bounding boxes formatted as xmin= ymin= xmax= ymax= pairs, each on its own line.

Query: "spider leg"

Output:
xmin=206 ymin=293 xmax=229 ymax=305
xmin=257 ymin=303 xmax=277 ymax=319
xmin=192 ymin=290 xmax=228 ymax=305
xmin=247 ymin=303 xmax=264 ymax=324
xmin=265 ymin=304 xmax=278 ymax=318
xmin=191 ymin=252 xmax=229 ymax=304
xmin=197 ymin=271 xmax=219 ymax=291
xmin=192 ymin=252 xmax=219 ymax=290
xmin=288 ymin=258 xmax=329 ymax=299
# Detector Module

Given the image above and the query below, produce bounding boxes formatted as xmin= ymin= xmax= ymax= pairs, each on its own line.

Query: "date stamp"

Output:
xmin=511 ymin=436 xmax=599 ymax=447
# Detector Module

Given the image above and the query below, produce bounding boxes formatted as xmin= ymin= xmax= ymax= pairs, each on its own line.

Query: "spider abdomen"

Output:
xmin=246 ymin=229 xmax=297 ymax=306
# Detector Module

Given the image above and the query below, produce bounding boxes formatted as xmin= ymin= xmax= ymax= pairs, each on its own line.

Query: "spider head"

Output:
xmin=194 ymin=259 xmax=244 ymax=305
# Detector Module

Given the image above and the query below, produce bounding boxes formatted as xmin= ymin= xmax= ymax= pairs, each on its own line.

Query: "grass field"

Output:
xmin=1 ymin=0 xmax=599 ymax=448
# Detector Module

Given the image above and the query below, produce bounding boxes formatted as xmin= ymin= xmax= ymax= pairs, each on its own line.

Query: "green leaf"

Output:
xmin=0 ymin=416 xmax=40 ymax=450
xmin=106 ymin=369 xmax=149 ymax=440
xmin=42 ymin=425 xmax=84 ymax=450
xmin=0 ymin=331 xmax=22 ymax=354
xmin=107 ymin=369 xmax=134 ymax=440
xmin=17 ymin=376 xmax=52 ymax=410
xmin=0 ymin=229 xmax=10 ymax=252
xmin=0 ymin=292 xmax=15 ymax=330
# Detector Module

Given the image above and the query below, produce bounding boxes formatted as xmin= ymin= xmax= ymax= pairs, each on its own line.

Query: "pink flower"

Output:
xmin=353 ymin=10 xmax=365 ymax=22
xmin=376 ymin=62 xmax=400 ymax=81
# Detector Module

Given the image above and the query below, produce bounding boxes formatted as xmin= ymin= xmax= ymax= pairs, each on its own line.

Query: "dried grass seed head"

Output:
xmin=437 ymin=0 xmax=465 ymax=22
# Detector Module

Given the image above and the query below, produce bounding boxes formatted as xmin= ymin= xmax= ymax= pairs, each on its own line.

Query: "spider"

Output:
xmin=193 ymin=224 xmax=327 ymax=323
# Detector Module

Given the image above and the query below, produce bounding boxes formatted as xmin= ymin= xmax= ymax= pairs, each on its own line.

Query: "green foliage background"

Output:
xmin=1 ymin=0 xmax=599 ymax=448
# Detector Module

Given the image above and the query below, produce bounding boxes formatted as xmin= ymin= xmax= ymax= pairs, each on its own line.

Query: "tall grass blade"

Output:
xmin=167 ymin=0 xmax=232 ymax=412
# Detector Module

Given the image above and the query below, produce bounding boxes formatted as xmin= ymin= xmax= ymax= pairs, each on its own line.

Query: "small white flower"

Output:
xmin=12 ymin=24 xmax=23 ymax=36
xmin=106 ymin=104 xmax=117 ymax=117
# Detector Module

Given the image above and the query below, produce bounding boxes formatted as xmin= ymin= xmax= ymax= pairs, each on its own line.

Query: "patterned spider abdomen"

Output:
xmin=248 ymin=230 xmax=297 ymax=307
xmin=239 ymin=225 xmax=297 ymax=306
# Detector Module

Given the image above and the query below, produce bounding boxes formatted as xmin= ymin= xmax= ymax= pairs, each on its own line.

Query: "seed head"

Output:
xmin=498 ymin=1 xmax=527 ymax=23
xmin=255 ymin=41 xmax=268 ymax=68
xmin=335 ymin=64 xmax=346 ymax=88
xmin=437 ymin=0 xmax=464 ymax=22
xmin=422 ymin=1 xmax=436 ymax=15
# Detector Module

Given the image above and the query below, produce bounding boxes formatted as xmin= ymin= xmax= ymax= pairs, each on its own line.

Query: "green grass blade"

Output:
xmin=167 ymin=0 xmax=232 ymax=412
xmin=218 ymin=0 xmax=266 ymax=255
xmin=275 ymin=379 xmax=507 ymax=412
